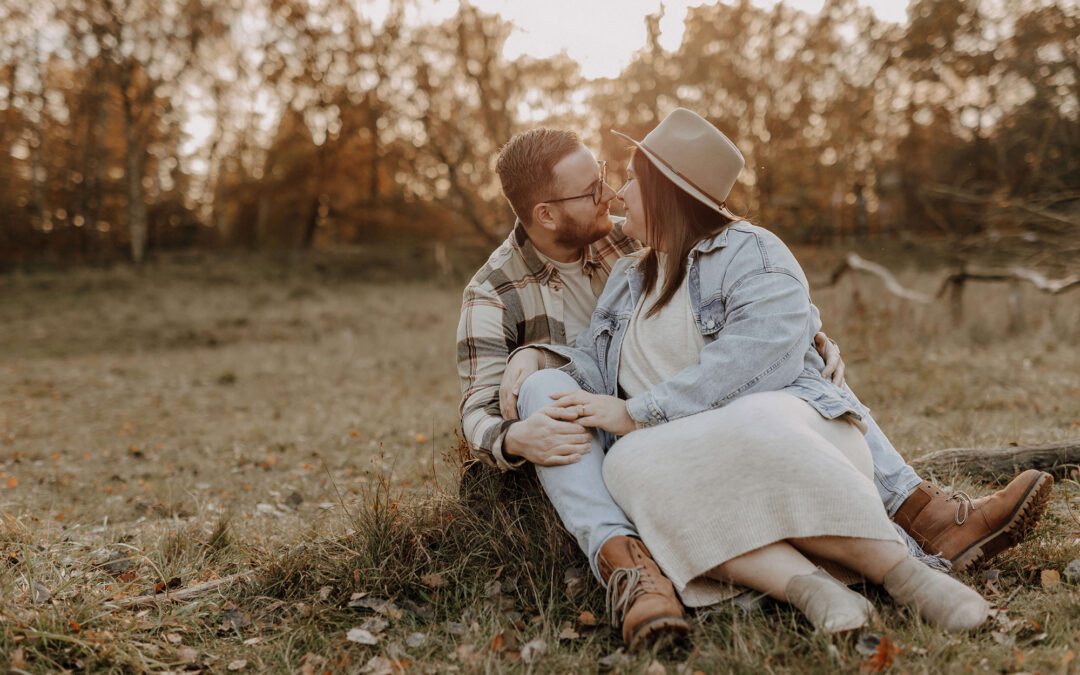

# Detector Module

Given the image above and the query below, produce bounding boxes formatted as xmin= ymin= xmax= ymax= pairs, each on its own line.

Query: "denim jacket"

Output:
xmin=531 ymin=223 xmax=868 ymax=429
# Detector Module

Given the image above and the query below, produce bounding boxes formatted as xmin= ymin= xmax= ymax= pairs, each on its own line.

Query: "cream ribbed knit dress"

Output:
xmin=604 ymin=267 xmax=902 ymax=607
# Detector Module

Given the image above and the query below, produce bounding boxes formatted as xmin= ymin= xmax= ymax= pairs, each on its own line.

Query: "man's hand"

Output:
xmin=503 ymin=406 xmax=592 ymax=466
xmin=814 ymin=331 xmax=845 ymax=386
xmin=500 ymin=348 xmax=546 ymax=420
xmin=550 ymin=389 xmax=637 ymax=437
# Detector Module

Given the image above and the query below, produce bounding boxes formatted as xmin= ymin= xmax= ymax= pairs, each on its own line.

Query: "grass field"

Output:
xmin=1 ymin=247 xmax=1079 ymax=673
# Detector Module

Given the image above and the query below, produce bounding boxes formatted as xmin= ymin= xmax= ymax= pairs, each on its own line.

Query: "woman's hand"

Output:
xmin=814 ymin=332 xmax=845 ymax=386
xmin=500 ymin=348 xmax=547 ymax=419
xmin=549 ymin=389 xmax=637 ymax=436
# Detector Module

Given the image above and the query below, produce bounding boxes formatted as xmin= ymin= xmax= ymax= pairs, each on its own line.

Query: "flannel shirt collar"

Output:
xmin=510 ymin=220 xmax=607 ymax=283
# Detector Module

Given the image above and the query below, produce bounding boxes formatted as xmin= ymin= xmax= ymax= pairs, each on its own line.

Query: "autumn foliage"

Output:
xmin=1 ymin=0 xmax=1078 ymax=265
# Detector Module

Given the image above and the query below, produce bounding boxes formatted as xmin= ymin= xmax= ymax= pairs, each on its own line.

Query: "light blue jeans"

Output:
xmin=517 ymin=370 xmax=923 ymax=583
xmin=861 ymin=404 xmax=924 ymax=516
xmin=518 ymin=369 xmax=637 ymax=583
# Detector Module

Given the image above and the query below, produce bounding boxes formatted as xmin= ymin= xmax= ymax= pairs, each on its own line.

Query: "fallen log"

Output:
xmin=819 ymin=253 xmax=933 ymax=303
xmin=115 ymin=570 xmax=258 ymax=608
xmin=911 ymin=438 xmax=1080 ymax=483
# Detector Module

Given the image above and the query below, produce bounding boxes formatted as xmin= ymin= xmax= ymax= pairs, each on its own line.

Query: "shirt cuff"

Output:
xmin=491 ymin=421 xmax=528 ymax=471
xmin=507 ymin=345 xmax=570 ymax=370
xmin=625 ymin=393 xmax=666 ymax=428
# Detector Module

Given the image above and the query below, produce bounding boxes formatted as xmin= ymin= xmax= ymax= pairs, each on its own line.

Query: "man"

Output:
xmin=456 ymin=128 xmax=1053 ymax=648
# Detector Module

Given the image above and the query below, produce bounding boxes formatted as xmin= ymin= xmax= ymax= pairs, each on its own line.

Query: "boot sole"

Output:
xmin=951 ymin=472 xmax=1054 ymax=572
xmin=628 ymin=614 xmax=691 ymax=651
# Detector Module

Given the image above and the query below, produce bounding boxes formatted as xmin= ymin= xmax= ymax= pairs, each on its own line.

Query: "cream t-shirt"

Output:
xmin=536 ymin=252 xmax=600 ymax=346
xmin=618 ymin=260 xmax=705 ymax=399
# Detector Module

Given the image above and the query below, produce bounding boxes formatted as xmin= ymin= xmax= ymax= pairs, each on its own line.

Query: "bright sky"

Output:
xmin=410 ymin=0 xmax=911 ymax=80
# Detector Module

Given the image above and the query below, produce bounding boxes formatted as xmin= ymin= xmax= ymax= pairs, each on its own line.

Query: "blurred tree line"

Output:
xmin=1 ymin=0 xmax=1077 ymax=265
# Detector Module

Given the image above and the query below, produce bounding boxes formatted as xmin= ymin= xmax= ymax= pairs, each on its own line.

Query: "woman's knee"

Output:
xmin=517 ymin=369 xmax=580 ymax=418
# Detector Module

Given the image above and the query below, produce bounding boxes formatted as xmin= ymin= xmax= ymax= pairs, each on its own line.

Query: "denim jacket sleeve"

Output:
xmin=509 ymin=325 xmax=609 ymax=396
xmin=624 ymin=231 xmax=813 ymax=426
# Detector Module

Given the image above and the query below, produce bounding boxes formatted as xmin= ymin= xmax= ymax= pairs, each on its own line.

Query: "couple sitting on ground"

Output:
xmin=456 ymin=108 xmax=1053 ymax=648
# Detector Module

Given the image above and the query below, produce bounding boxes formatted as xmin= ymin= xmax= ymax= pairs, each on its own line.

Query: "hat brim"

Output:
xmin=611 ymin=129 xmax=736 ymax=218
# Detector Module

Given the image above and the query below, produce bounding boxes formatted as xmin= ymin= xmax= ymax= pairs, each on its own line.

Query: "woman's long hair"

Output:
xmin=633 ymin=148 xmax=740 ymax=318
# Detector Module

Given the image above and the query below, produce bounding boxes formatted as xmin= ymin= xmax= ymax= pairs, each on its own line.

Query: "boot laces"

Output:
xmin=605 ymin=566 xmax=656 ymax=628
xmin=945 ymin=491 xmax=974 ymax=525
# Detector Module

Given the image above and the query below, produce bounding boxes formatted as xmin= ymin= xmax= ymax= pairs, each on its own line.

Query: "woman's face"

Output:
xmin=617 ymin=164 xmax=646 ymax=243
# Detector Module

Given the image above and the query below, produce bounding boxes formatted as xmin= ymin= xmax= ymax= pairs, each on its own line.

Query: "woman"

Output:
xmin=511 ymin=108 xmax=989 ymax=633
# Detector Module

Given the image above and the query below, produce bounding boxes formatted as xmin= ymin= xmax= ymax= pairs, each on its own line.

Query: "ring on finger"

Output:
xmin=579 ymin=404 xmax=586 ymax=417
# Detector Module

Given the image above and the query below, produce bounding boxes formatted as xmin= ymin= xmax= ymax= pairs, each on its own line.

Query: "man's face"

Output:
xmin=546 ymin=145 xmax=616 ymax=249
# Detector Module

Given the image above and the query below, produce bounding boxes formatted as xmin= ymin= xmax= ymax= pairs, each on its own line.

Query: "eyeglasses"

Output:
xmin=544 ymin=161 xmax=607 ymax=206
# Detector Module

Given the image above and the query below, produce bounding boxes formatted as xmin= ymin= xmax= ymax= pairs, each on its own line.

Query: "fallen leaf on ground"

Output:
xmin=578 ymin=610 xmax=597 ymax=626
xmin=405 ymin=632 xmax=426 ymax=648
xmin=318 ymin=585 xmax=333 ymax=601
xmin=1060 ymin=559 xmax=1080 ymax=584
xmin=227 ymin=659 xmax=247 ymax=671
xmin=346 ymin=628 xmax=380 ymax=645
xmin=360 ymin=617 xmax=389 ymax=633
xmin=444 ymin=621 xmax=467 ymax=635
xmin=421 ymin=573 xmax=447 ymax=589
xmin=298 ymin=652 xmax=327 ymax=675
xmin=31 ymin=581 xmax=51 ymax=604
xmin=165 ymin=633 xmax=182 ymax=644
xmin=644 ymin=660 xmax=666 ymax=675
xmin=453 ymin=643 xmax=479 ymax=664
xmin=558 ymin=624 xmax=580 ymax=640
xmin=102 ymin=550 xmax=133 ymax=576
xmin=861 ymin=636 xmax=902 ymax=672
xmin=1041 ymin=569 xmax=1061 ymax=587
xmin=598 ymin=649 xmax=631 ymax=670
xmin=349 ymin=596 xmax=399 ymax=615
xmin=520 ymin=638 xmax=546 ymax=665
xmin=176 ymin=646 xmax=199 ymax=663
xmin=360 ymin=655 xmax=400 ymax=675
xmin=9 ymin=648 xmax=25 ymax=669
xmin=855 ymin=633 xmax=882 ymax=657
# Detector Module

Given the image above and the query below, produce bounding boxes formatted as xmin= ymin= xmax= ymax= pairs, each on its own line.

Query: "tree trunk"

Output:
xmin=910 ymin=439 xmax=1080 ymax=483
xmin=123 ymin=106 xmax=148 ymax=263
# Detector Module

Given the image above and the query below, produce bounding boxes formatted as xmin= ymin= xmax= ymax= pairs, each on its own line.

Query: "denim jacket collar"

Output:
xmin=687 ymin=222 xmax=740 ymax=258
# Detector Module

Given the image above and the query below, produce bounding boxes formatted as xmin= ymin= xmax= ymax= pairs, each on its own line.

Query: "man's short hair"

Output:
xmin=495 ymin=128 xmax=582 ymax=226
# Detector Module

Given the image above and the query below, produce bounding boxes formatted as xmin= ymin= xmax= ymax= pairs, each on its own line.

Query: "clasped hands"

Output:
xmin=501 ymin=347 xmax=635 ymax=466
xmin=502 ymin=387 xmax=634 ymax=466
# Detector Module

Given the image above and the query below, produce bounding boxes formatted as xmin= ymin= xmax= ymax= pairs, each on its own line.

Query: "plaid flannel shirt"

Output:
xmin=456 ymin=218 xmax=640 ymax=470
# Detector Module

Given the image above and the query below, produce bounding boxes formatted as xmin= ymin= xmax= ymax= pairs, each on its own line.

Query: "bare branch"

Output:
xmin=114 ymin=570 xmax=257 ymax=608
xmin=819 ymin=253 xmax=932 ymax=302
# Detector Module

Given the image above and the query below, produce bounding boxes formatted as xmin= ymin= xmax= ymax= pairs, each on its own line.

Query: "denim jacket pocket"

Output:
xmin=783 ymin=381 xmax=862 ymax=421
xmin=591 ymin=318 xmax=617 ymax=366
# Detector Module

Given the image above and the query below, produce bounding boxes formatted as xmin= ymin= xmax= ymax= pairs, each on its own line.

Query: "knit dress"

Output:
xmin=603 ymin=267 xmax=902 ymax=607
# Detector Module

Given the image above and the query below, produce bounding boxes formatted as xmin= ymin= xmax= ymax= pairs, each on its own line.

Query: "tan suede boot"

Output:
xmin=597 ymin=536 xmax=690 ymax=650
xmin=882 ymin=556 xmax=990 ymax=632
xmin=893 ymin=470 xmax=1053 ymax=571
xmin=785 ymin=568 xmax=875 ymax=634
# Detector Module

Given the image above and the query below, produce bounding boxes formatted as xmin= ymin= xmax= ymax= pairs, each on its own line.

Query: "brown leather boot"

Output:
xmin=893 ymin=470 xmax=1053 ymax=572
xmin=597 ymin=536 xmax=690 ymax=650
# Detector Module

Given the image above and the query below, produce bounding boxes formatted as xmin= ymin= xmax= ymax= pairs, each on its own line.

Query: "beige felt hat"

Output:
xmin=612 ymin=108 xmax=744 ymax=215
